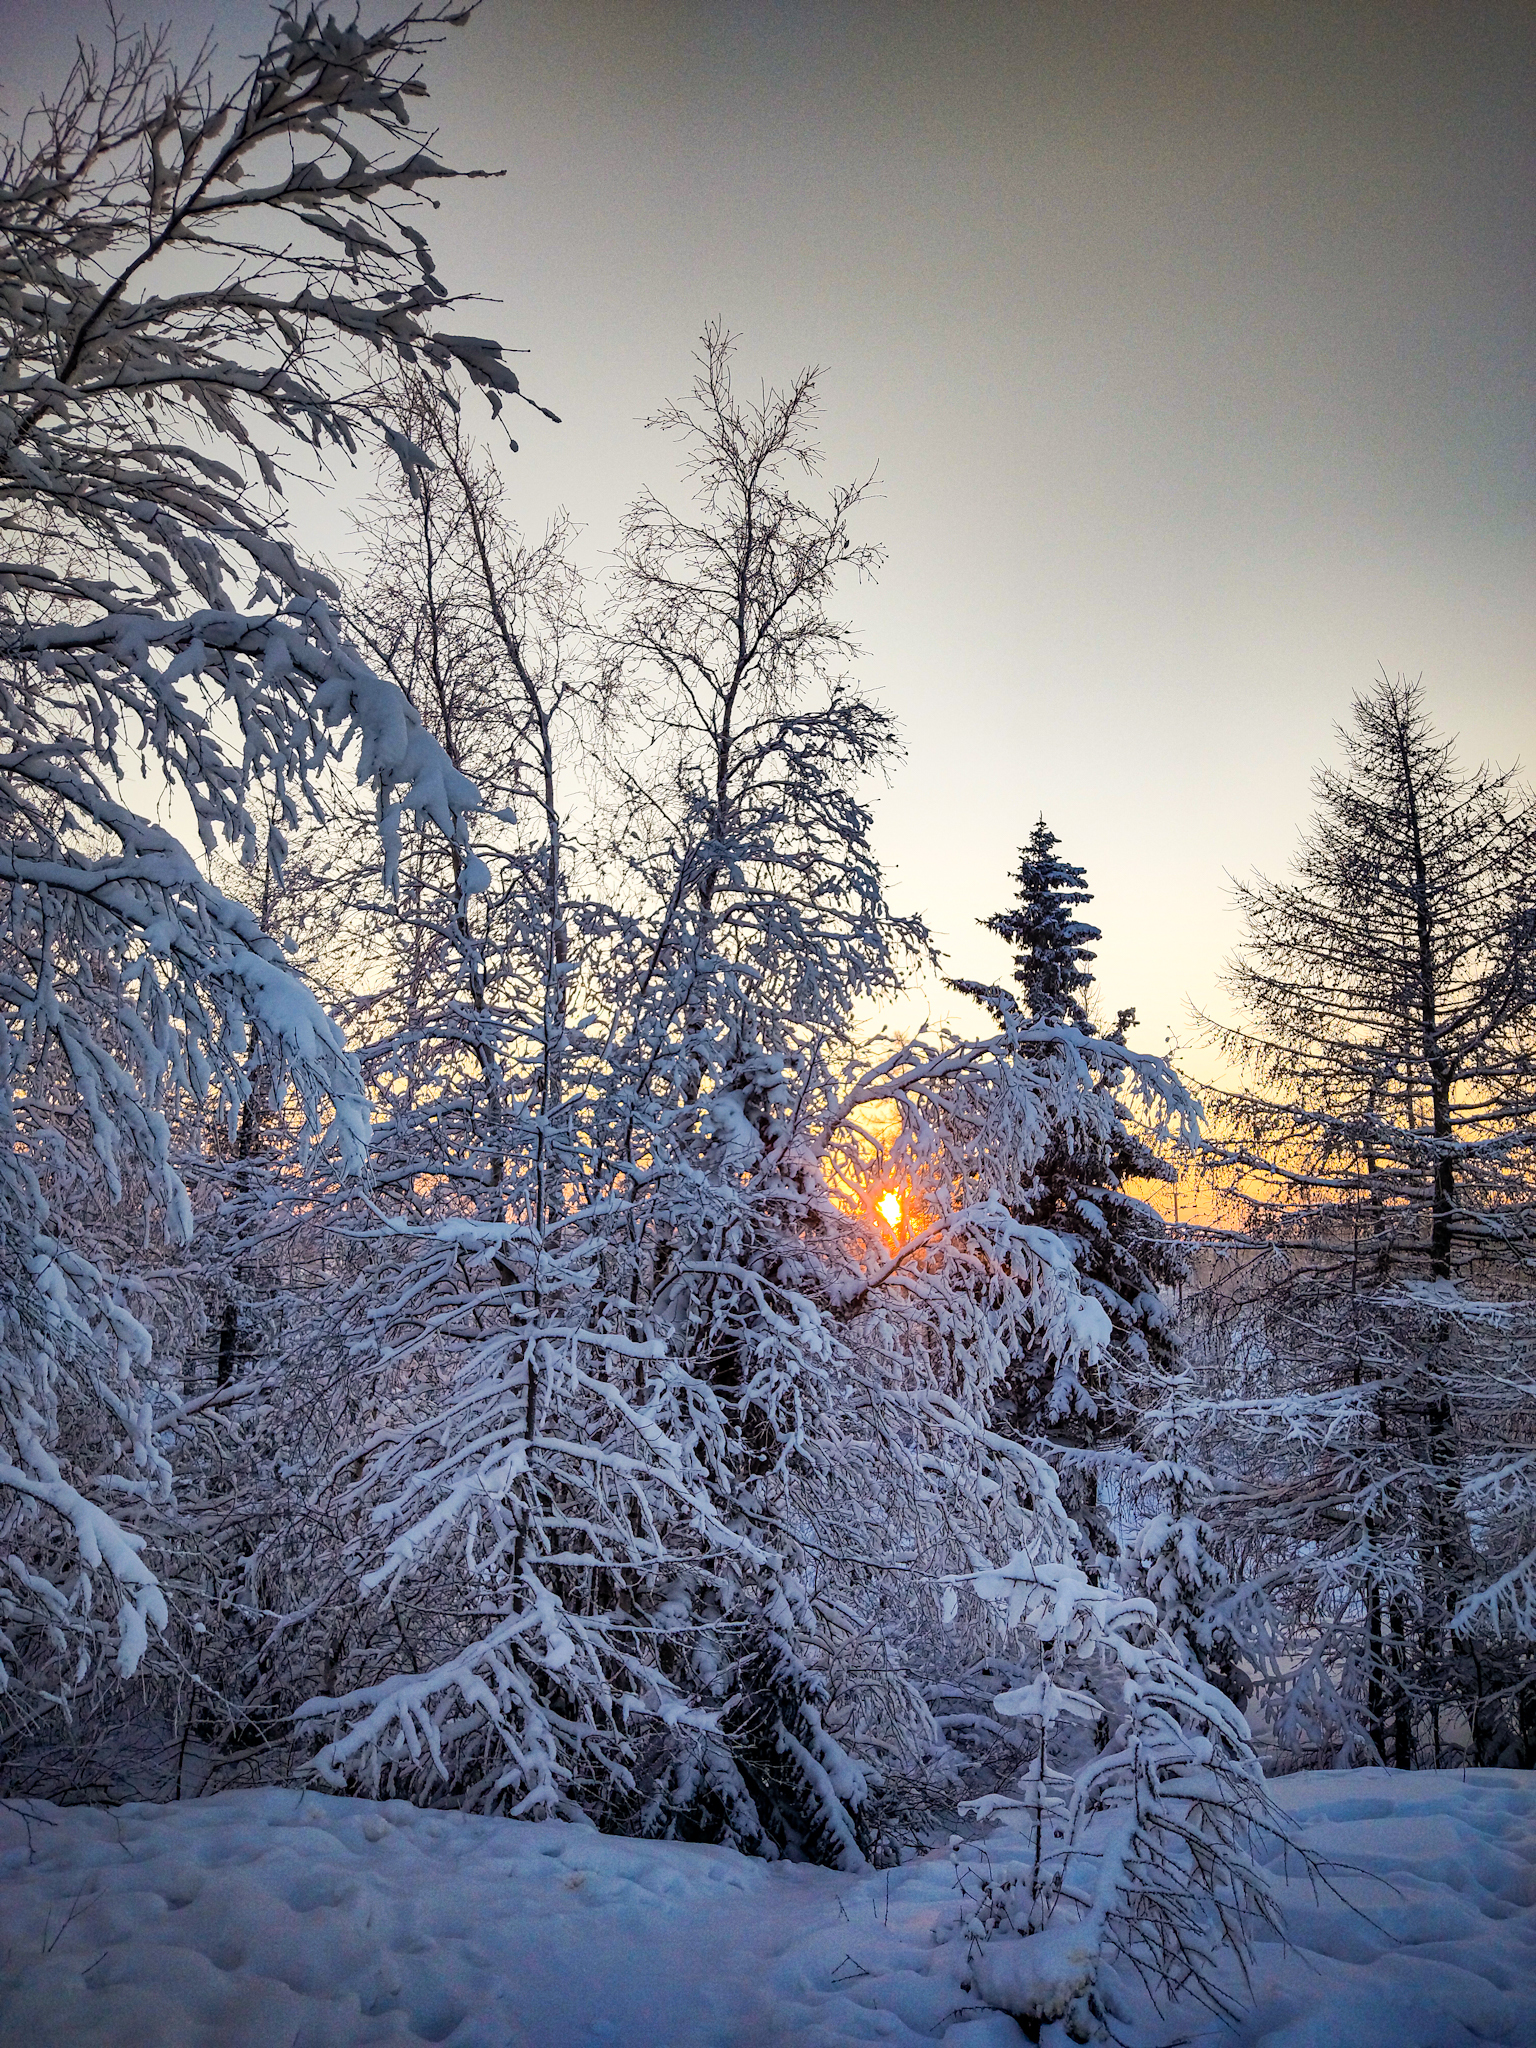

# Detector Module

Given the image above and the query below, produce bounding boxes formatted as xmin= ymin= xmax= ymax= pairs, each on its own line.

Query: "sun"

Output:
xmin=876 ymin=1189 xmax=901 ymax=1231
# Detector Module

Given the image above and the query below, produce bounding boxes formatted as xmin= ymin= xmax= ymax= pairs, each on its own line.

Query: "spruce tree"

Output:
xmin=982 ymin=818 xmax=1100 ymax=1027
xmin=953 ymin=824 xmax=1184 ymax=1558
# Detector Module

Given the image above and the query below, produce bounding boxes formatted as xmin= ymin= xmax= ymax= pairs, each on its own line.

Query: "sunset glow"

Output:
xmin=876 ymin=1189 xmax=901 ymax=1230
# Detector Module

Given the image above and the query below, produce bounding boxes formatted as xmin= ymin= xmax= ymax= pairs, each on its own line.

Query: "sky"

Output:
xmin=3 ymin=0 xmax=1532 ymax=1071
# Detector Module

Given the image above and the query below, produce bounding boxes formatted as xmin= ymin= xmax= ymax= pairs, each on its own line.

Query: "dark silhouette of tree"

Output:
xmin=979 ymin=818 xmax=1101 ymax=1028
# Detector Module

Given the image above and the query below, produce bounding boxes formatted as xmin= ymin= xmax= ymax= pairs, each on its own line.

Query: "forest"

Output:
xmin=2 ymin=8 xmax=1534 ymax=2043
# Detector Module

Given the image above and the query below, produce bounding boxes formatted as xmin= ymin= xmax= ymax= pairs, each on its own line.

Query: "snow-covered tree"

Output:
xmin=822 ymin=1022 xmax=1273 ymax=2030
xmin=1204 ymin=675 xmax=1536 ymax=1283
xmin=275 ymin=337 xmax=1256 ymax=1924
xmin=973 ymin=817 xmax=1100 ymax=1030
xmin=952 ymin=827 xmax=1186 ymax=1561
xmin=257 ymin=332 xmax=911 ymax=1854
xmin=0 ymin=5 xmax=552 ymax=1719
xmin=1192 ymin=676 xmax=1536 ymax=1767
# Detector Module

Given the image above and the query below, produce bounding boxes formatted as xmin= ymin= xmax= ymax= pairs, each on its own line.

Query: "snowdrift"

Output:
xmin=1 ymin=1768 xmax=1533 ymax=2046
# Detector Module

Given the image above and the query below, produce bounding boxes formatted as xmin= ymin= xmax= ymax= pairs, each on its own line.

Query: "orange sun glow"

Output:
xmin=876 ymin=1189 xmax=902 ymax=1230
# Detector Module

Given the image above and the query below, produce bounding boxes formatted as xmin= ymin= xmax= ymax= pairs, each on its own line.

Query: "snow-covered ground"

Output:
xmin=1 ymin=1768 xmax=1533 ymax=2047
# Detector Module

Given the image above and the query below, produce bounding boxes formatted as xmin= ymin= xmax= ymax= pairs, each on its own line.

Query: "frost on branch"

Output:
xmin=1189 ymin=678 xmax=1536 ymax=1770
xmin=0 ymin=267 xmax=1289 ymax=2038
xmin=946 ymin=1542 xmax=1277 ymax=2039
xmin=0 ymin=6 xmax=549 ymax=1707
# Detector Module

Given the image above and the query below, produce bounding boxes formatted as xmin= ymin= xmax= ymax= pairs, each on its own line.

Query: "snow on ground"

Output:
xmin=1 ymin=1768 xmax=1533 ymax=2047
xmin=1215 ymin=1769 xmax=1536 ymax=2048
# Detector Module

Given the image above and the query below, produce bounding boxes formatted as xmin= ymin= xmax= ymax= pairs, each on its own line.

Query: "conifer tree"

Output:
xmin=1191 ymin=676 xmax=1536 ymax=1767
xmin=952 ymin=826 xmax=1184 ymax=1558
xmin=979 ymin=818 xmax=1100 ymax=1028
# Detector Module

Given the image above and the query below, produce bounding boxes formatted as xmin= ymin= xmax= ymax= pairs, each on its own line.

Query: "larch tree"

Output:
xmin=1193 ymin=674 xmax=1536 ymax=1768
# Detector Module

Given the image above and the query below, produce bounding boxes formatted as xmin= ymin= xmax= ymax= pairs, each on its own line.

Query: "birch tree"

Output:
xmin=0 ymin=4 xmax=550 ymax=1714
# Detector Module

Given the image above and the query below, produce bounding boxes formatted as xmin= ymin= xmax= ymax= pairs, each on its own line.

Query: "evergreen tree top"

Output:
xmin=984 ymin=817 xmax=1102 ymax=1026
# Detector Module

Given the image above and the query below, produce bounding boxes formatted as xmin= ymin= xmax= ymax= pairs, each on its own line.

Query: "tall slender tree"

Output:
xmin=1193 ymin=675 xmax=1536 ymax=1767
xmin=1204 ymin=676 xmax=1536 ymax=1278
xmin=976 ymin=817 xmax=1101 ymax=1029
xmin=281 ymin=332 xmax=934 ymax=1858
xmin=952 ymin=824 xmax=1184 ymax=1558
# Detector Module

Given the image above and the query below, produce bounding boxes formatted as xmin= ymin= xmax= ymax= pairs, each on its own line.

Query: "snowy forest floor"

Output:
xmin=1 ymin=1769 xmax=1533 ymax=2048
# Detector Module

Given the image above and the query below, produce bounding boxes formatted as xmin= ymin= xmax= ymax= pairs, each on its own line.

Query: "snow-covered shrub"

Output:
xmin=941 ymin=1544 xmax=1276 ymax=2039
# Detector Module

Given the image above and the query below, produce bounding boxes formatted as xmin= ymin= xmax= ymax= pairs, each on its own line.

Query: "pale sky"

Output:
xmin=5 ymin=0 xmax=1532 ymax=1070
